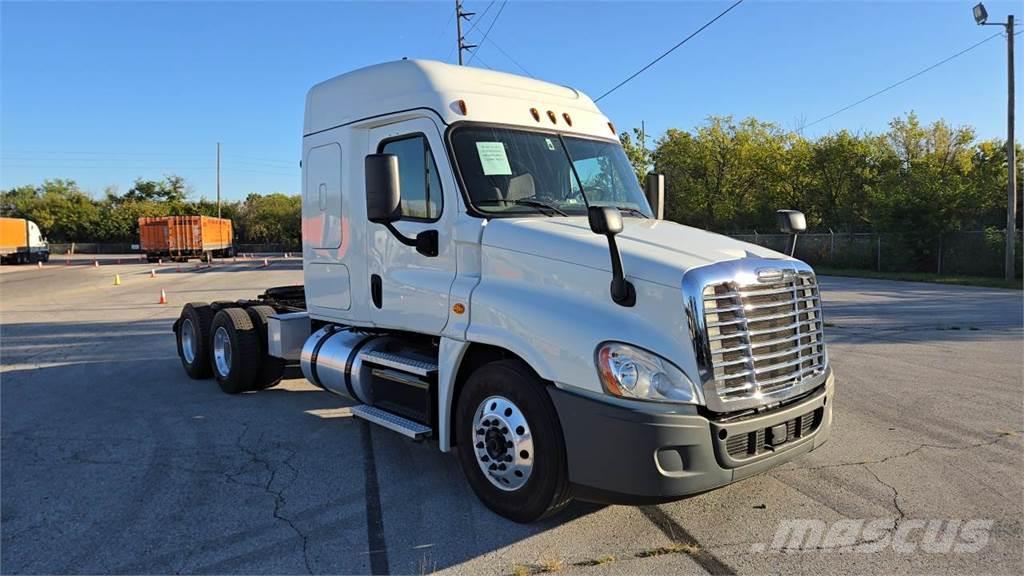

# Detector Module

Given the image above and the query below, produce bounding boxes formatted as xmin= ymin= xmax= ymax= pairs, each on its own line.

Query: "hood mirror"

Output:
xmin=776 ymin=209 xmax=806 ymax=257
xmin=589 ymin=206 xmax=635 ymax=307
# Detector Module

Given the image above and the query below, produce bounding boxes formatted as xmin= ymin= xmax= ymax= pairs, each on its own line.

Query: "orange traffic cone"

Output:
xmin=159 ymin=289 xmax=167 ymax=304
xmin=150 ymin=269 xmax=156 ymax=278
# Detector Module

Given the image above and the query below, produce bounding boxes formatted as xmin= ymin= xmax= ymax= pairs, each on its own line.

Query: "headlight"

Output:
xmin=595 ymin=342 xmax=701 ymax=404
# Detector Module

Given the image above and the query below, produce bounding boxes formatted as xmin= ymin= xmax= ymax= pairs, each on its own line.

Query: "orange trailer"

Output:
xmin=139 ymin=216 xmax=234 ymax=263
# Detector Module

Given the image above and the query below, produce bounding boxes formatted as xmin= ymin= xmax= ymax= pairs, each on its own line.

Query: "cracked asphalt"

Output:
xmin=2 ymin=256 xmax=1021 ymax=575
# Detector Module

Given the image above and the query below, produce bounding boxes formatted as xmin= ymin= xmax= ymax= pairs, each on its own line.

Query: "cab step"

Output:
xmin=351 ymin=404 xmax=433 ymax=440
xmin=358 ymin=349 xmax=438 ymax=377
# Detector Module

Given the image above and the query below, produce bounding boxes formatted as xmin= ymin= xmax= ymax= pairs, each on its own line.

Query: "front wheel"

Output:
xmin=455 ymin=360 xmax=572 ymax=523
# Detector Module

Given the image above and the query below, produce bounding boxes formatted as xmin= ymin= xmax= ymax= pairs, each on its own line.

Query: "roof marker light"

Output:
xmin=546 ymin=110 xmax=557 ymax=124
xmin=530 ymin=108 xmax=540 ymax=122
xmin=456 ymin=99 xmax=467 ymax=115
xmin=608 ymin=122 xmax=616 ymax=135
xmin=562 ymin=112 xmax=573 ymax=126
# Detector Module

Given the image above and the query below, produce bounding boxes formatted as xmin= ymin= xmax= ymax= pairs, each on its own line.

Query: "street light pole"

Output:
xmin=974 ymin=3 xmax=1017 ymax=281
xmin=1006 ymin=15 xmax=1016 ymax=281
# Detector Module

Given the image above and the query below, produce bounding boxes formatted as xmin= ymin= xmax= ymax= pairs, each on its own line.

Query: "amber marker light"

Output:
xmin=452 ymin=303 xmax=466 ymax=315
xmin=562 ymin=112 xmax=572 ymax=126
xmin=546 ymin=110 xmax=557 ymax=123
xmin=530 ymin=108 xmax=540 ymax=121
xmin=456 ymin=99 xmax=468 ymax=115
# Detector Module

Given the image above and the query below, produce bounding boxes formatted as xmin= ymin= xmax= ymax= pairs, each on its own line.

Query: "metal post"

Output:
xmin=877 ymin=235 xmax=882 ymax=272
xmin=1005 ymin=14 xmax=1017 ymax=281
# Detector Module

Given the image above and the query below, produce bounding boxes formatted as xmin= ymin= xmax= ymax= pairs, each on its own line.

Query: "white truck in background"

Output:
xmin=172 ymin=60 xmax=834 ymax=522
xmin=0 ymin=217 xmax=50 ymax=265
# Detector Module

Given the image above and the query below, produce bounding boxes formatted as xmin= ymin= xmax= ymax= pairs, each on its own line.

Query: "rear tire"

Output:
xmin=177 ymin=302 xmax=214 ymax=379
xmin=246 ymin=305 xmax=286 ymax=390
xmin=209 ymin=308 xmax=260 ymax=394
xmin=455 ymin=359 xmax=572 ymax=523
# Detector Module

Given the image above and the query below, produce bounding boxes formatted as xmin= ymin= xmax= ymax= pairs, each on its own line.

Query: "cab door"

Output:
xmin=366 ymin=117 xmax=456 ymax=334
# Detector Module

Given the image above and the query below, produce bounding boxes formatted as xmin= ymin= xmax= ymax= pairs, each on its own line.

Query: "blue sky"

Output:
xmin=1 ymin=0 xmax=1020 ymax=201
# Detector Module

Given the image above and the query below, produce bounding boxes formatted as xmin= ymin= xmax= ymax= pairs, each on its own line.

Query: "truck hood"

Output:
xmin=481 ymin=217 xmax=790 ymax=287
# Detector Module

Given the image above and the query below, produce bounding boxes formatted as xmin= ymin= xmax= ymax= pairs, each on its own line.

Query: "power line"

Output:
xmin=802 ymin=31 xmax=1004 ymax=131
xmin=595 ymin=0 xmax=744 ymax=102
xmin=467 ymin=0 xmax=508 ymax=64
xmin=486 ymin=37 xmax=534 ymax=77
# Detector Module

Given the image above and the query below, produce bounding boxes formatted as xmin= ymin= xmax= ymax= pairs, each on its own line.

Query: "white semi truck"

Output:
xmin=173 ymin=60 xmax=834 ymax=522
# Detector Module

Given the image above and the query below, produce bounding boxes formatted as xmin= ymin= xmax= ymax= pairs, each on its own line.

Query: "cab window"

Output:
xmin=380 ymin=135 xmax=442 ymax=221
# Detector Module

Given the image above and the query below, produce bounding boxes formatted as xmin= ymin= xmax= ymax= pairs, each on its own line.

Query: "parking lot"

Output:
xmin=1 ymin=256 xmax=1021 ymax=575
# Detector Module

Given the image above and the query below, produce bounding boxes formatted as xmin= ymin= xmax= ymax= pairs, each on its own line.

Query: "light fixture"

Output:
xmin=973 ymin=2 xmax=988 ymax=25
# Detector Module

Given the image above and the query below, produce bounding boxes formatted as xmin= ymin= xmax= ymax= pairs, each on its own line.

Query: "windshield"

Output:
xmin=450 ymin=126 xmax=653 ymax=218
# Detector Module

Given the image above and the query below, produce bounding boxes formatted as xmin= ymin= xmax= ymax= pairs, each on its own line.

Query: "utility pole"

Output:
xmin=1007 ymin=14 xmax=1016 ymax=281
xmin=974 ymin=4 xmax=1017 ymax=280
xmin=455 ymin=0 xmax=476 ymax=65
xmin=216 ymin=142 xmax=221 ymax=219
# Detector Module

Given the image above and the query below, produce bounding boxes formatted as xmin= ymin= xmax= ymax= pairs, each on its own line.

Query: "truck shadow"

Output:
xmin=0 ymin=317 xmax=609 ymax=575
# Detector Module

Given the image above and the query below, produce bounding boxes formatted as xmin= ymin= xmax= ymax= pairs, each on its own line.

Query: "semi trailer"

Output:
xmin=139 ymin=215 xmax=234 ymax=263
xmin=172 ymin=60 xmax=834 ymax=522
xmin=0 ymin=217 xmax=49 ymax=264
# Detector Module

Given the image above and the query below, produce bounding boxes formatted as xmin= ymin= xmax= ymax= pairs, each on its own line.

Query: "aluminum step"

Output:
xmin=358 ymin=349 xmax=438 ymax=377
xmin=351 ymin=404 xmax=433 ymax=440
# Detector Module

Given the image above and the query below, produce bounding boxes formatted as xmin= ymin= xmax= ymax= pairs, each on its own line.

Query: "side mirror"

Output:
xmin=588 ymin=205 xmax=623 ymax=236
xmin=644 ymin=173 xmax=665 ymax=220
xmin=776 ymin=209 xmax=806 ymax=234
xmin=776 ymin=209 xmax=806 ymax=256
xmin=364 ymin=153 xmax=438 ymax=257
xmin=588 ymin=206 xmax=635 ymax=307
xmin=365 ymin=154 xmax=401 ymax=224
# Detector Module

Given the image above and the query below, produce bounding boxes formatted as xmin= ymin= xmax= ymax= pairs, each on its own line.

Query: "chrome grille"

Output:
xmin=701 ymin=271 xmax=825 ymax=404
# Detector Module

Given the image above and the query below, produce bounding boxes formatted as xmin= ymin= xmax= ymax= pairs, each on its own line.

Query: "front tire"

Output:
xmin=209 ymin=308 xmax=260 ymax=394
xmin=455 ymin=360 xmax=572 ymax=523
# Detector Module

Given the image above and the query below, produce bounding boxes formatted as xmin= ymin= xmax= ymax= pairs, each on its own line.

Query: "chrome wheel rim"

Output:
xmin=181 ymin=318 xmax=196 ymax=364
xmin=472 ymin=395 xmax=534 ymax=491
xmin=213 ymin=326 xmax=232 ymax=378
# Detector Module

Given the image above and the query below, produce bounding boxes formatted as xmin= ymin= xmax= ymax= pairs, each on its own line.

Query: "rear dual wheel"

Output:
xmin=210 ymin=308 xmax=261 ymax=394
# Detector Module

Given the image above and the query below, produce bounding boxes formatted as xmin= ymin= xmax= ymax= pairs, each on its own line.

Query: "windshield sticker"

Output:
xmin=476 ymin=142 xmax=512 ymax=175
xmin=545 ymin=138 xmax=556 ymax=151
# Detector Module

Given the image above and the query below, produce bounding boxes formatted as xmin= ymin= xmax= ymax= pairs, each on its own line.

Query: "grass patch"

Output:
xmin=573 ymin=555 xmax=616 ymax=567
xmin=511 ymin=565 xmax=531 ymax=576
xmin=814 ymin=267 xmax=1022 ymax=290
xmin=635 ymin=542 xmax=701 ymax=558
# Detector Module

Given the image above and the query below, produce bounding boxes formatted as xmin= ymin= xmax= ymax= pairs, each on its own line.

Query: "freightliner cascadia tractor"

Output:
xmin=173 ymin=60 xmax=834 ymax=522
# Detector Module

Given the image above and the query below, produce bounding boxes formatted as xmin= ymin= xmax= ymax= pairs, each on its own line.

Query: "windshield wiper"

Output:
xmin=616 ymin=207 xmax=650 ymax=218
xmin=477 ymin=198 xmax=568 ymax=216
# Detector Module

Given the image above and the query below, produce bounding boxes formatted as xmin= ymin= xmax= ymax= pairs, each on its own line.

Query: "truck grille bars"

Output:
xmin=683 ymin=259 xmax=828 ymax=413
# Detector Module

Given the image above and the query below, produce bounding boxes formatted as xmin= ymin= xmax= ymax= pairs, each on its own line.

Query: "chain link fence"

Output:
xmin=730 ymin=230 xmax=1023 ymax=278
xmin=46 ymin=230 xmax=1023 ymax=278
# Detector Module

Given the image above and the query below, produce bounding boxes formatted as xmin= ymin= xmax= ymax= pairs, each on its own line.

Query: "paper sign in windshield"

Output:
xmin=476 ymin=142 xmax=512 ymax=176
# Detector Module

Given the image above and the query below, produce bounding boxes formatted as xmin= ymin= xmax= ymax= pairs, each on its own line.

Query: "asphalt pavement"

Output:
xmin=1 ymin=256 xmax=1021 ymax=575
